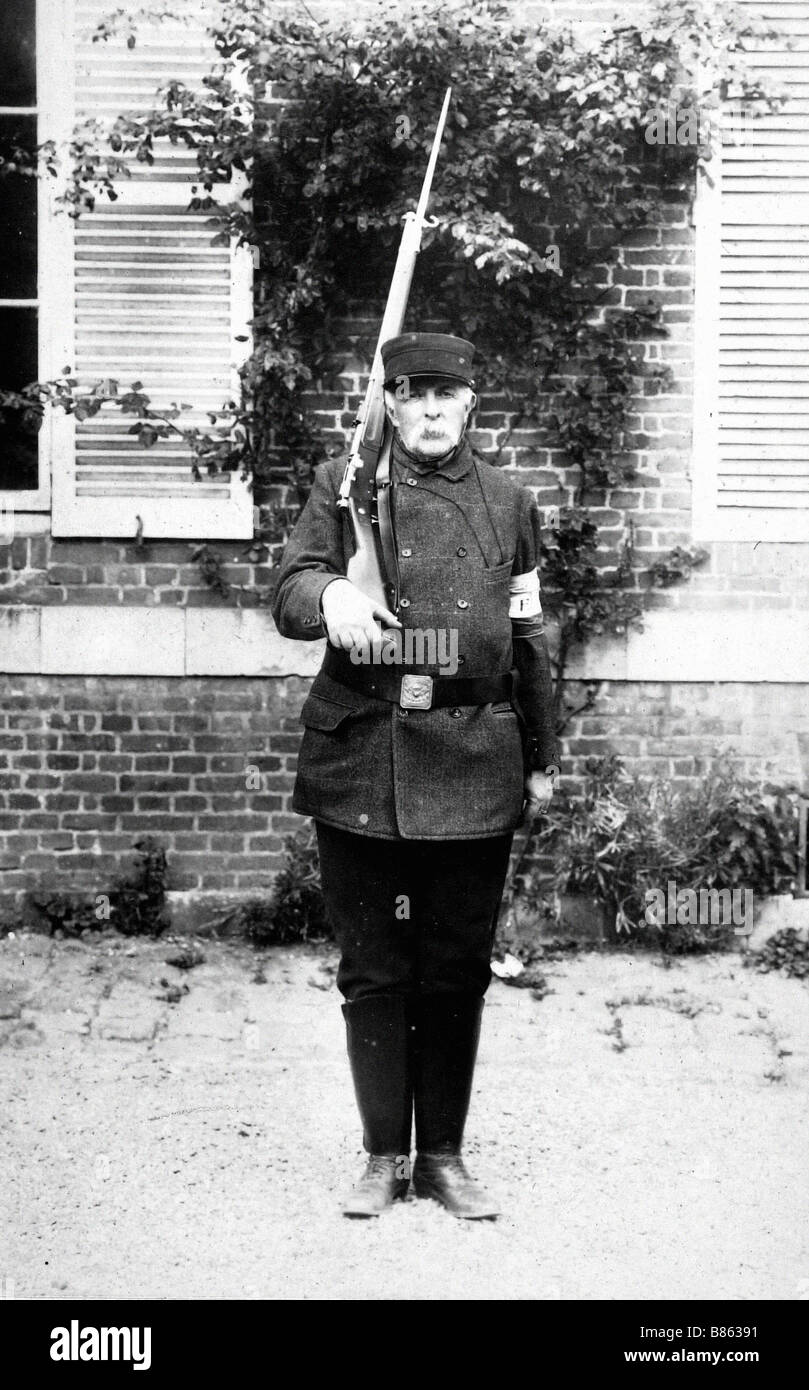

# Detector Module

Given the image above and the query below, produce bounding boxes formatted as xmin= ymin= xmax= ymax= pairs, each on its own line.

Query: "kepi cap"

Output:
xmin=381 ymin=332 xmax=476 ymax=388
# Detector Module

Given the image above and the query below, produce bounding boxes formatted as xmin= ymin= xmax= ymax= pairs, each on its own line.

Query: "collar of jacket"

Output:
xmin=391 ymin=432 xmax=474 ymax=482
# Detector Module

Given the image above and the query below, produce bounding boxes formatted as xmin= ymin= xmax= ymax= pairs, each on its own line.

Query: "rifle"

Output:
xmin=496 ymin=813 xmax=538 ymax=939
xmin=337 ymin=87 xmax=452 ymax=613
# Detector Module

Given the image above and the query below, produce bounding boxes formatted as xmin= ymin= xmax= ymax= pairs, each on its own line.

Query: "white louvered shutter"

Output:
xmin=694 ymin=0 xmax=809 ymax=542
xmin=52 ymin=0 xmax=253 ymax=538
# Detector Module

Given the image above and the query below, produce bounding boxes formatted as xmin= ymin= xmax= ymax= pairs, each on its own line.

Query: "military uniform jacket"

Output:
xmin=272 ymin=435 xmax=559 ymax=840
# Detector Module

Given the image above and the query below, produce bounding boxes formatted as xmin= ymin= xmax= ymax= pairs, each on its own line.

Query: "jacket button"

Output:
xmin=457 ymin=547 xmax=467 ymax=557
xmin=397 ymin=707 xmax=409 ymax=719
xmin=450 ymin=707 xmax=463 ymax=718
xmin=401 ymin=547 xmax=412 ymax=557
xmin=406 ymin=478 xmax=417 ymax=487
xmin=399 ymin=597 xmax=411 ymax=608
xmin=457 ymin=599 xmax=469 ymax=610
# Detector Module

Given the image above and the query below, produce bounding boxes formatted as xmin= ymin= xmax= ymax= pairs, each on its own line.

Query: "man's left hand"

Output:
xmin=523 ymin=769 xmax=556 ymax=819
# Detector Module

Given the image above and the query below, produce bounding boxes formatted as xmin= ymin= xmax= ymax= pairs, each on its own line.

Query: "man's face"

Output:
xmin=384 ymin=375 xmax=475 ymax=461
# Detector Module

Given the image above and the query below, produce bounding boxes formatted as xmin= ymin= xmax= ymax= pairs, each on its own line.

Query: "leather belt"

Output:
xmin=324 ymin=647 xmax=512 ymax=711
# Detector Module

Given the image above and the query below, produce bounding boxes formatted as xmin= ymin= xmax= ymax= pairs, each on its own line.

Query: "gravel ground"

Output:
xmin=1 ymin=930 xmax=808 ymax=1301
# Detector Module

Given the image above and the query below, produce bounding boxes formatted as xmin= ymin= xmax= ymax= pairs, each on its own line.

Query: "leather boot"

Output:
xmin=340 ymin=993 xmax=413 ymax=1217
xmin=411 ymin=993 xmax=499 ymax=1220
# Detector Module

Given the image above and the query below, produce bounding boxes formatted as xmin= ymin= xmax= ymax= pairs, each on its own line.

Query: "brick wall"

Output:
xmin=563 ymin=682 xmax=809 ymax=791
xmin=0 ymin=535 xmax=278 ymax=608
xmin=1 ymin=674 xmax=805 ymax=919
xmin=0 ymin=676 xmax=307 ymax=916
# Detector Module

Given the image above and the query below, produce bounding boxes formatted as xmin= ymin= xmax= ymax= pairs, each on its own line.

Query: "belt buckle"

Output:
xmin=400 ymin=674 xmax=433 ymax=710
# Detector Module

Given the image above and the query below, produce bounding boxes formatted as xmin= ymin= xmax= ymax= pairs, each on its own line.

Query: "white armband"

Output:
xmin=509 ymin=568 xmax=542 ymax=620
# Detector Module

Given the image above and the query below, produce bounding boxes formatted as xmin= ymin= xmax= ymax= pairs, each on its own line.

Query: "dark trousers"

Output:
xmin=315 ymin=821 xmax=514 ymax=1002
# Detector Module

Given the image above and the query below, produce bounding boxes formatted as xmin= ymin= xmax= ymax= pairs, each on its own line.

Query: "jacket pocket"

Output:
xmin=300 ymin=692 xmax=357 ymax=732
xmin=482 ymin=558 xmax=514 ymax=586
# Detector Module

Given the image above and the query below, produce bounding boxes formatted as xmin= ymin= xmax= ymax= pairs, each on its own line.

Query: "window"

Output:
xmin=0 ymin=0 xmax=253 ymax=537
xmin=51 ymin=0 xmax=253 ymax=539
xmin=693 ymin=0 xmax=809 ymax=543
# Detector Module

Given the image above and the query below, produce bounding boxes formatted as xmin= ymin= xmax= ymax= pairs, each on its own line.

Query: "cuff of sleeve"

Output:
xmin=291 ymin=572 xmax=345 ymax=635
xmin=316 ymin=573 xmax=346 ymax=616
xmin=524 ymin=734 xmax=560 ymax=776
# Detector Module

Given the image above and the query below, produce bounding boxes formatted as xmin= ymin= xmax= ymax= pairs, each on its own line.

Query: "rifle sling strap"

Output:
xmin=374 ymin=431 xmax=400 ymax=611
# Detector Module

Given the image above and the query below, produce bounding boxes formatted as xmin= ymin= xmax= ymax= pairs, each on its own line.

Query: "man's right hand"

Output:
xmin=320 ymin=578 xmax=402 ymax=651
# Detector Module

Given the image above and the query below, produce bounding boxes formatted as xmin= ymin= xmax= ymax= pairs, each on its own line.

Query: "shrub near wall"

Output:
xmin=533 ymin=754 xmax=799 ymax=950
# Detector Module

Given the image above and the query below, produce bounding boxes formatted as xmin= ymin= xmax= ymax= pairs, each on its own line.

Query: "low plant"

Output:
xmin=530 ymin=755 xmax=799 ymax=951
xmin=748 ymin=928 xmax=809 ymax=981
xmin=241 ymin=825 xmax=331 ymax=946
xmin=24 ymin=834 xmax=170 ymax=938
xmin=109 ymin=835 xmax=171 ymax=937
xmin=23 ymin=880 xmax=104 ymax=939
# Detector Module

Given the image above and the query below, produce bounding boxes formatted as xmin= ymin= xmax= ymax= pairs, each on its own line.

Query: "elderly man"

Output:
xmin=272 ymin=332 xmax=559 ymax=1219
